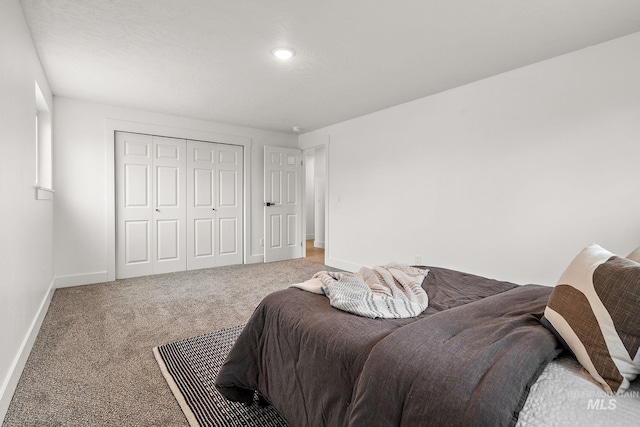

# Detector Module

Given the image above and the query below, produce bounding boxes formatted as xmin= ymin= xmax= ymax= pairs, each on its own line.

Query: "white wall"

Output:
xmin=0 ymin=0 xmax=55 ymax=422
xmin=53 ymin=97 xmax=298 ymax=286
xmin=305 ymin=31 xmax=640 ymax=285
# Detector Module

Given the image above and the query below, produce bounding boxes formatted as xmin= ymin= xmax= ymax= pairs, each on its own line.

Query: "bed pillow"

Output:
xmin=627 ymin=247 xmax=640 ymax=263
xmin=543 ymin=243 xmax=640 ymax=394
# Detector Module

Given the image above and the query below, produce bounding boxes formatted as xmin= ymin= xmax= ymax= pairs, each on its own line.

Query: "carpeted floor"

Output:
xmin=3 ymin=259 xmax=331 ymax=427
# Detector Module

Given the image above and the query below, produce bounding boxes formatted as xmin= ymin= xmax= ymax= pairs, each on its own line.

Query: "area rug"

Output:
xmin=153 ymin=325 xmax=288 ymax=427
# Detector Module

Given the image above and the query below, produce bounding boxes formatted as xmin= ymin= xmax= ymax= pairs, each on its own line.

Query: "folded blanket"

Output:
xmin=290 ymin=263 xmax=429 ymax=318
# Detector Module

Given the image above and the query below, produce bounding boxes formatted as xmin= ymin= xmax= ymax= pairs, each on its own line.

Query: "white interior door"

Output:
xmin=116 ymin=132 xmax=186 ymax=278
xmin=152 ymin=136 xmax=187 ymax=274
xmin=187 ymin=140 xmax=216 ymax=270
xmin=214 ymin=143 xmax=243 ymax=266
xmin=116 ymin=132 xmax=154 ymax=278
xmin=264 ymin=146 xmax=303 ymax=262
xmin=187 ymin=141 xmax=243 ymax=269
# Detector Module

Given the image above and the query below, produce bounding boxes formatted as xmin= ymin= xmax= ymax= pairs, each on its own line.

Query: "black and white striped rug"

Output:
xmin=153 ymin=325 xmax=288 ymax=427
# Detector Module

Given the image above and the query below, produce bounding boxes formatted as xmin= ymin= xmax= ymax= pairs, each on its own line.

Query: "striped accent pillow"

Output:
xmin=543 ymin=244 xmax=640 ymax=394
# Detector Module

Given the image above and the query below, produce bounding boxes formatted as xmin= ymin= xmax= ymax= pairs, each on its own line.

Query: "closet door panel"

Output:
xmin=156 ymin=220 xmax=180 ymax=261
xmin=215 ymin=144 xmax=243 ymax=266
xmin=218 ymin=217 xmax=238 ymax=255
xmin=124 ymin=220 xmax=150 ymax=264
xmin=187 ymin=141 xmax=243 ymax=269
xmin=152 ymin=136 xmax=187 ymax=274
xmin=194 ymin=219 xmax=214 ymax=257
xmin=124 ymin=164 xmax=149 ymax=207
xmin=116 ymin=132 xmax=154 ymax=278
xmin=194 ymin=169 xmax=214 ymax=207
xmin=156 ymin=167 xmax=179 ymax=207
xmin=187 ymin=141 xmax=217 ymax=270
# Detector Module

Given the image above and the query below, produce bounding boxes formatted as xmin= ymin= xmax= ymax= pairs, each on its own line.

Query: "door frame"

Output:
xmin=105 ymin=119 xmax=252 ymax=282
xmin=300 ymin=137 xmax=330 ymax=262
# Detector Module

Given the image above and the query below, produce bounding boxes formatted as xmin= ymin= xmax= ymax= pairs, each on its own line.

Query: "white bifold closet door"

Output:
xmin=116 ymin=133 xmax=187 ymax=278
xmin=186 ymin=140 xmax=243 ymax=270
xmin=116 ymin=132 xmax=243 ymax=279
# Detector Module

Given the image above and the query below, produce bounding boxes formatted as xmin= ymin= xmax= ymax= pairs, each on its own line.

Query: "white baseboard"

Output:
xmin=0 ymin=278 xmax=55 ymax=424
xmin=306 ymin=233 xmax=315 ymax=240
xmin=54 ymin=271 xmax=110 ymax=288
xmin=325 ymin=257 xmax=361 ymax=273
xmin=314 ymin=240 xmax=325 ymax=249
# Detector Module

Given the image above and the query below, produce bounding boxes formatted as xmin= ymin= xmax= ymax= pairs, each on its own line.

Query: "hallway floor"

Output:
xmin=306 ymin=239 xmax=324 ymax=264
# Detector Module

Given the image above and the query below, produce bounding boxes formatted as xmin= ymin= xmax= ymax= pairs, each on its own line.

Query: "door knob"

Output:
xmin=155 ymin=208 xmax=160 ymax=212
xmin=265 ymin=202 xmax=274 ymax=206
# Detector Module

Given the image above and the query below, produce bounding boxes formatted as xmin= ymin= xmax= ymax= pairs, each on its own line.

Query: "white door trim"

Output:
xmin=106 ymin=119 xmax=252 ymax=282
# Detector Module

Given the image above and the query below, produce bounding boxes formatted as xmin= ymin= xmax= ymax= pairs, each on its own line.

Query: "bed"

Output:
xmin=215 ymin=245 xmax=640 ymax=426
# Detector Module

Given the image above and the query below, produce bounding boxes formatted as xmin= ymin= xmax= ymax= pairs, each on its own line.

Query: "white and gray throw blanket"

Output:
xmin=291 ymin=263 xmax=429 ymax=319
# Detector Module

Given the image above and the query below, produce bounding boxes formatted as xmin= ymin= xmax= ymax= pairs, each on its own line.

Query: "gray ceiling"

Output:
xmin=20 ymin=0 xmax=640 ymax=134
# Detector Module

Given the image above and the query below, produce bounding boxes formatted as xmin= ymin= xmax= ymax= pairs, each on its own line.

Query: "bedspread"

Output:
xmin=349 ymin=284 xmax=561 ymax=427
xmin=215 ymin=267 xmax=560 ymax=426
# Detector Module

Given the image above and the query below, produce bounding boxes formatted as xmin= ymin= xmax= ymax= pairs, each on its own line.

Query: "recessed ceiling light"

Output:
xmin=272 ymin=47 xmax=295 ymax=60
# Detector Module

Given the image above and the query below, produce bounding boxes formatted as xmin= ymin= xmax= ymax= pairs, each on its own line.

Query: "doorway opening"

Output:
xmin=304 ymin=146 xmax=326 ymax=264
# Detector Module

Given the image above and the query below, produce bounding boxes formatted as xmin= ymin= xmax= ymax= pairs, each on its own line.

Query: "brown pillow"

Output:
xmin=543 ymin=244 xmax=640 ymax=394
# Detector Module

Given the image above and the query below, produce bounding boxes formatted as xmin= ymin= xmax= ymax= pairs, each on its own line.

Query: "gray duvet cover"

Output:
xmin=215 ymin=267 xmax=561 ymax=426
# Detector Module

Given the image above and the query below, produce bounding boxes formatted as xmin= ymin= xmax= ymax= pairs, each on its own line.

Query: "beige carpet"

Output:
xmin=3 ymin=259 xmax=332 ymax=427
